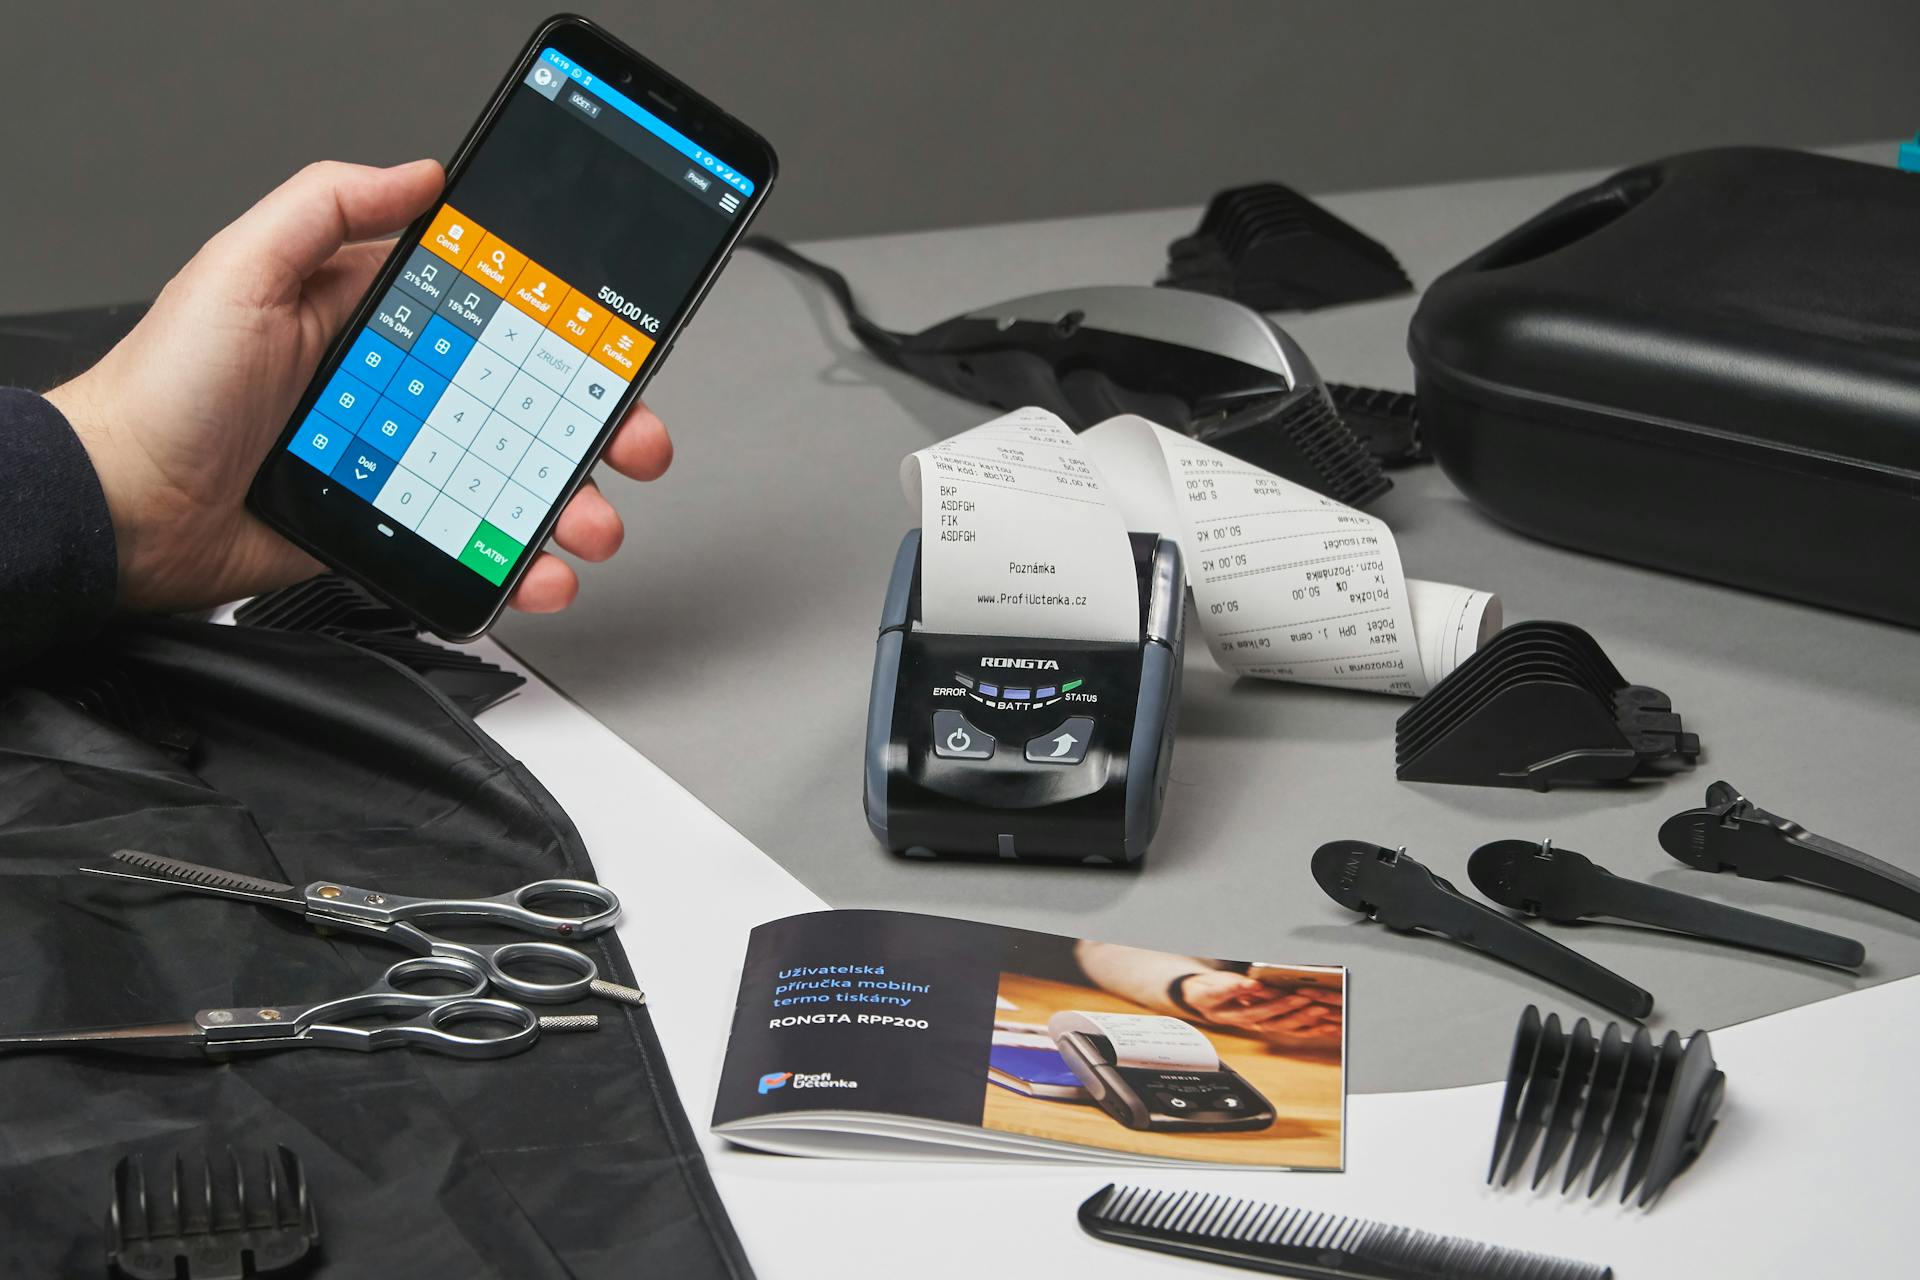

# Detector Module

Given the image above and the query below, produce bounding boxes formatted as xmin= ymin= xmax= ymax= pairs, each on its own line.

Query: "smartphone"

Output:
xmin=249 ymin=14 xmax=776 ymax=638
xmin=987 ymin=1045 xmax=1092 ymax=1101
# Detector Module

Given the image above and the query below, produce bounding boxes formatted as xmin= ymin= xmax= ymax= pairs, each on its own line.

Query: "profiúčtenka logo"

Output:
xmin=758 ymin=1071 xmax=793 ymax=1094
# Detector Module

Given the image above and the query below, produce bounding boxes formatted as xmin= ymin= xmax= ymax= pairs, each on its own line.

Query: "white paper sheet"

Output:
xmin=1047 ymin=1010 xmax=1220 ymax=1070
xmin=903 ymin=409 xmax=1499 ymax=694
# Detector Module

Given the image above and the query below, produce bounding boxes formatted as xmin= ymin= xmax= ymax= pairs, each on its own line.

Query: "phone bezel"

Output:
xmin=247 ymin=12 xmax=777 ymax=639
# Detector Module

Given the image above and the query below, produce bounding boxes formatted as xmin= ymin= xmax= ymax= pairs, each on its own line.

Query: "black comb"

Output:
xmin=1078 ymin=1183 xmax=1612 ymax=1280
xmin=109 ymin=1145 xmax=319 ymax=1278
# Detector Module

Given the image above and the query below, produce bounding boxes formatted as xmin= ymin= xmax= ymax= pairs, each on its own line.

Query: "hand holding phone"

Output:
xmin=247 ymin=15 xmax=776 ymax=637
xmin=41 ymin=17 xmax=769 ymax=630
xmin=43 ymin=157 xmax=675 ymax=618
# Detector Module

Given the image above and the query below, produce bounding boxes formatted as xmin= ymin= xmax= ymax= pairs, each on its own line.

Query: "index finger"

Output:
xmin=599 ymin=400 xmax=672 ymax=480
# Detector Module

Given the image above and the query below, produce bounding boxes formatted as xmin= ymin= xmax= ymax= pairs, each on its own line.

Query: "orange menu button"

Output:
xmin=469 ymin=232 xmax=527 ymax=297
xmin=593 ymin=316 xmax=656 ymax=378
xmin=553 ymin=288 xmax=612 ymax=353
xmin=421 ymin=205 xmax=483 ymax=268
xmin=510 ymin=260 xmax=566 ymax=322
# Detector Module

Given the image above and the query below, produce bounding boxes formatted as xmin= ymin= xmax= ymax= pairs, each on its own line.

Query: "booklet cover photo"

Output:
xmin=712 ymin=909 xmax=1346 ymax=1169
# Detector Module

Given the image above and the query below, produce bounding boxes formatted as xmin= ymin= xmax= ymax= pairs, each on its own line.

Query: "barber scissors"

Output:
xmin=0 ymin=956 xmax=599 ymax=1061
xmin=80 ymin=850 xmax=646 ymax=1006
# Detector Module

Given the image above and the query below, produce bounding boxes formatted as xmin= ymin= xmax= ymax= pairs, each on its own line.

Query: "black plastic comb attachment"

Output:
xmin=1160 ymin=182 xmax=1415 ymax=312
xmin=1311 ymin=840 xmax=1653 ymax=1019
xmin=1326 ymin=383 xmax=1427 ymax=466
xmin=109 ymin=1144 xmax=318 ymax=1278
xmin=1469 ymin=838 xmax=1864 ymax=968
xmin=1184 ymin=385 xmax=1390 ymax=508
xmin=1396 ymin=621 xmax=1699 ymax=789
xmin=235 ymin=575 xmax=525 ymax=717
xmin=1489 ymin=1006 xmax=1724 ymax=1210
xmin=1660 ymin=780 xmax=1920 ymax=925
xmin=1079 ymin=1183 xmax=1613 ymax=1279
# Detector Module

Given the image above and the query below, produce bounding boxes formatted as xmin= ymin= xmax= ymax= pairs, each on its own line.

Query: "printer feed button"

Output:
xmin=932 ymin=710 xmax=995 ymax=760
xmin=1025 ymin=717 xmax=1094 ymax=764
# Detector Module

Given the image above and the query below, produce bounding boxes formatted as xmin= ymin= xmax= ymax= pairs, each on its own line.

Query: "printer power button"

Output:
xmin=932 ymin=710 xmax=996 ymax=760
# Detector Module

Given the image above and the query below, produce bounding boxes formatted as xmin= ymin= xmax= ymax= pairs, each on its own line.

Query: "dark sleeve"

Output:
xmin=0 ymin=388 xmax=117 ymax=668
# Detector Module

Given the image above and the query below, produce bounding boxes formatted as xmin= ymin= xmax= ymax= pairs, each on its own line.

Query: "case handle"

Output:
xmin=1454 ymin=166 xmax=1662 ymax=276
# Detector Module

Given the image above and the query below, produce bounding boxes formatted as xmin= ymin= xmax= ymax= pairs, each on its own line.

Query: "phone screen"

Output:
xmin=254 ymin=24 xmax=772 ymax=634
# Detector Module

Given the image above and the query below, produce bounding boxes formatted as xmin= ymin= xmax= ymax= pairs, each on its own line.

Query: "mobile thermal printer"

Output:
xmin=863 ymin=528 xmax=1184 ymax=866
xmin=1047 ymin=1010 xmax=1274 ymax=1133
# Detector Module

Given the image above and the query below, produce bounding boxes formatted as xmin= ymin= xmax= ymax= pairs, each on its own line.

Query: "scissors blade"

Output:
xmin=0 ymin=1020 xmax=207 ymax=1057
xmin=78 ymin=850 xmax=307 ymax=912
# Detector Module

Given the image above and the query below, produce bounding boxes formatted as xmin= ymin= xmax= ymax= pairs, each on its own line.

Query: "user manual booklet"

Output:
xmin=711 ymin=910 xmax=1346 ymax=1169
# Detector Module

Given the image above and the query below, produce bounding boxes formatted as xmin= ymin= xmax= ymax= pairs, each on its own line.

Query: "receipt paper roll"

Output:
xmin=1048 ymin=1010 xmax=1221 ymax=1070
xmin=904 ymin=408 xmax=1499 ymax=695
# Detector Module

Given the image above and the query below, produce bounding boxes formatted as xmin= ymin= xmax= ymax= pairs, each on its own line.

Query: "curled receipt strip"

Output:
xmin=902 ymin=408 xmax=1498 ymax=695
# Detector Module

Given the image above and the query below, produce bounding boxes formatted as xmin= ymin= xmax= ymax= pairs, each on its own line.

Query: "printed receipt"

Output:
xmin=1048 ymin=1010 xmax=1220 ymax=1070
xmin=903 ymin=409 xmax=1499 ymax=696
xmin=901 ymin=407 xmax=1140 ymax=643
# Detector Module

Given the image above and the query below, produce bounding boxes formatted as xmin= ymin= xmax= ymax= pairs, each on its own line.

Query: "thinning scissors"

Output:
xmin=80 ymin=850 xmax=645 ymax=1006
xmin=0 ymin=956 xmax=599 ymax=1061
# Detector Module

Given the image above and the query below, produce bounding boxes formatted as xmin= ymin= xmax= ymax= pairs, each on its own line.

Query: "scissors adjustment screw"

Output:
xmin=205 ymin=1010 xmax=234 ymax=1024
xmin=258 ymin=1008 xmax=283 ymax=1020
xmin=538 ymin=1014 xmax=602 ymax=1034
xmin=365 ymin=893 xmax=387 ymax=905
xmin=317 ymin=885 xmax=342 ymax=899
xmin=589 ymin=979 xmax=649 ymax=1006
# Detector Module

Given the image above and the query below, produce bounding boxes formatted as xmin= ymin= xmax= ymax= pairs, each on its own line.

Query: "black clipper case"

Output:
xmin=1410 ymin=147 xmax=1920 ymax=627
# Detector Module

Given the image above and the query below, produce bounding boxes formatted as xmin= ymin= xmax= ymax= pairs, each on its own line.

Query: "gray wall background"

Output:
xmin=2 ymin=1 xmax=1916 ymax=311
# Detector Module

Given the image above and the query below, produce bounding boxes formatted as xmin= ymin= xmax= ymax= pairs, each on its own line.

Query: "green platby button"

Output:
xmin=459 ymin=521 xmax=525 ymax=585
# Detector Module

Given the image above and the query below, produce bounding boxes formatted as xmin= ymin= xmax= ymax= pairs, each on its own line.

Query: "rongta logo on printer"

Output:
xmin=759 ymin=1069 xmax=857 ymax=1093
xmin=980 ymin=657 xmax=1059 ymax=668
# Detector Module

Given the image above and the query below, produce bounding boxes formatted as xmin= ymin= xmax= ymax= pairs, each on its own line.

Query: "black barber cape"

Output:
xmin=0 ymin=618 xmax=754 ymax=1279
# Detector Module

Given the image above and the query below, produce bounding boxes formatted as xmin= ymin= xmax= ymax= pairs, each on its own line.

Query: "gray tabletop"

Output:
xmin=494 ymin=144 xmax=1920 ymax=1092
